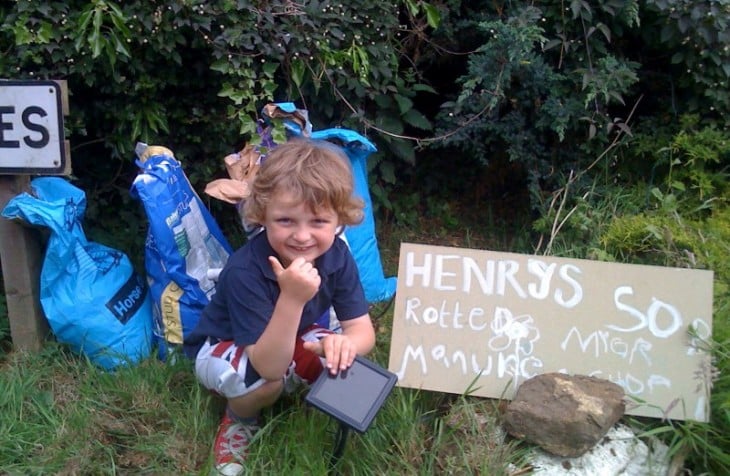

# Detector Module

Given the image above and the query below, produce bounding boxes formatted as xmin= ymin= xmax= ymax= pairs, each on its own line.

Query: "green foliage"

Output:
xmin=428 ymin=2 xmax=642 ymax=209
xmin=0 ymin=0 xmax=437 ymax=251
xmin=600 ymin=213 xmax=698 ymax=266
xmin=665 ymin=127 xmax=730 ymax=201
xmin=643 ymin=0 xmax=730 ymax=124
xmin=417 ymin=0 xmax=728 ymax=226
xmin=532 ymin=181 xmax=645 ymax=258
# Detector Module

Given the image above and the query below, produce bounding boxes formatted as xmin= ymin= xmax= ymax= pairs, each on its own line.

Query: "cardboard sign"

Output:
xmin=387 ymin=243 xmax=714 ymax=421
xmin=0 ymin=80 xmax=66 ymax=174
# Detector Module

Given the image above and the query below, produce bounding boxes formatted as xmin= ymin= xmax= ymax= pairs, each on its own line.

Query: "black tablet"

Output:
xmin=305 ymin=355 xmax=398 ymax=433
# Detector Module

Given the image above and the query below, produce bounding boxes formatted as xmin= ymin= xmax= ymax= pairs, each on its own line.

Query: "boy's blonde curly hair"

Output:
xmin=243 ymin=138 xmax=365 ymax=227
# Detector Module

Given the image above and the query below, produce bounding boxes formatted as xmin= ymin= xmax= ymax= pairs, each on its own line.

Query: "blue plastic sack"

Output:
xmin=130 ymin=146 xmax=233 ymax=359
xmin=310 ymin=128 xmax=397 ymax=303
xmin=1 ymin=177 xmax=154 ymax=370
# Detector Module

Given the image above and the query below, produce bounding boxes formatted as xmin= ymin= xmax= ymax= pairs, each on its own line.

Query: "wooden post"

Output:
xmin=0 ymin=175 xmax=49 ymax=351
xmin=0 ymin=79 xmax=69 ymax=350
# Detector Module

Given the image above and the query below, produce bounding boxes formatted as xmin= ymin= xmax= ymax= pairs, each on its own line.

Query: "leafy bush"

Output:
xmin=428 ymin=2 xmax=643 ymax=204
xmin=0 ymin=0 xmax=434 ymax=252
xmin=416 ymin=0 xmax=728 ymax=225
xmin=643 ymin=0 xmax=730 ymax=123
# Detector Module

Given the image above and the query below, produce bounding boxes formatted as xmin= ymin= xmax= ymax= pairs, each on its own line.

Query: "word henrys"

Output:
xmin=402 ymin=249 xmax=584 ymax=308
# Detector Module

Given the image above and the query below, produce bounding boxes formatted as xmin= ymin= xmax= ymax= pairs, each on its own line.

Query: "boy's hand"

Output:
xmin=303 ymin=334 xmax=357 ymax=375
xmin=269 ymin=256 xmax=320 ymax=303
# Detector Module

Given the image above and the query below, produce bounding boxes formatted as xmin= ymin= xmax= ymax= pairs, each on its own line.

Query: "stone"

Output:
xmin=502 ymin=372 xmax=625 ymax=457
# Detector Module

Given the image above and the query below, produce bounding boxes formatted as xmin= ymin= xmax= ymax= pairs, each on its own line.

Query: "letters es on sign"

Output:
xmin=0 ymin=80 xmax=66 ymax=174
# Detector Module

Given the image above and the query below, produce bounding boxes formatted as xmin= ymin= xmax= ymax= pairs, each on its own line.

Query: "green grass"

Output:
xmin=0 ymin=333 xmax=530 ymax=475
xmin=0 ymin=344 xmax=217 ymax=474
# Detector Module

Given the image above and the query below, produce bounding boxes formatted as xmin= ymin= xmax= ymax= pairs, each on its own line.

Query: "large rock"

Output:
xmin=502 ymin=373 xmax=625 ymax=457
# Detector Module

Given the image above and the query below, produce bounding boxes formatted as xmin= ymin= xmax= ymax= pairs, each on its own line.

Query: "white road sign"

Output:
xmin=0 ymin=80 xmax=66 ymax=174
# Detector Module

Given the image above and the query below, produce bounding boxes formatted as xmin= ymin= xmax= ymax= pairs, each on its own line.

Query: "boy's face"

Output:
xmin=264 ymin=190 xmax=339 ymax=267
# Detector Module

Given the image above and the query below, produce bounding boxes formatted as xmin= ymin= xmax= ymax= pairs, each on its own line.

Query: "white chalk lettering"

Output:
xmin=403 ymin=252 xmax=584 ymax=308
xmin=405 ymin=297 xmax=422 ymax=324
xmin=527 ymin=259 xmax=556 ymax=299
xmin=608 ymin=371 xmax=647 ymax=395
xmin=612 ymin=286 xmax=645 ymax=332
xmin=463 ymin=256 xmax=495 ymax=294
xmin=561 ymin=327 xmax=609 ymax=355
xmin=452 ymin=350 xmax=467 ymax=374
xmin=405 ymin=251 xmax=432 ymax=288
xmin=422 ymin=306 xmax=440 ymax=325
xmin=469 ymin=307 xmax=487 ymax=330
xmin=497 ymin=260 xmax=526 ymax=298
xmin=402 ymin=297 xmax=487 ymax=331
xmin=647 ymin=374 xmax=671 ymax=393
xmin=630 ymin=338 xmax=653 ymax=365
xmin=561 ymin=328 xmax=653 ymax=365
xmin=434 ymin=254 xmax=459 ymax=291
xmin=554 ymin=264 xmax=583 ymax=308
xmin=394 ymin=343 xmax=543 ymax=382
xmin=589 ymin=371 xmax=671 ymax=396
xmin=394 ymin=344 xmax=428 ymax=380
xmin=610 ymin=286 xmax=682 ymax=338
xmin=432 ymin=344 xmax=447 ymax=364
xmin=647 ymin=298 xmax=682 ymax=338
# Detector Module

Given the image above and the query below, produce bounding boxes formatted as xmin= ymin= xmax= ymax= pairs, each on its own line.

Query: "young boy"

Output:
xmin=184 ymin=138 xmax=376 ymax=475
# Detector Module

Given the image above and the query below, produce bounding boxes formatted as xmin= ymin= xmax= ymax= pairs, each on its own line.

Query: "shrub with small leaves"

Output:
xmin=0 ymin=0 xmax=435 ymax=252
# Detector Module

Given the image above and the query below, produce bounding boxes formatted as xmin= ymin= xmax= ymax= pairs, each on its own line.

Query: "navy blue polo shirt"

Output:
xmin=183 ymin=231 xmax=369 ymax=359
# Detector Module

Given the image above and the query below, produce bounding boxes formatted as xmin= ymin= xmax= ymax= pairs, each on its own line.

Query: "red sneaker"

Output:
xmin=213 ymin=412 xmax=260 ymax=475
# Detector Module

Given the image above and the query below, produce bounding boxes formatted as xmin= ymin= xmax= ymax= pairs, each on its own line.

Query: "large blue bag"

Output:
xmin=1 ymin=177 xmax=154 ymax=370
xmin=130 ymin=145 xmax=233 ymax=359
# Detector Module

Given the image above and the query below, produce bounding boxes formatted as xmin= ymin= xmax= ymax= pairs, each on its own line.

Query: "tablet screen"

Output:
xmin=305 ymin=355 xmax=397 ymax=433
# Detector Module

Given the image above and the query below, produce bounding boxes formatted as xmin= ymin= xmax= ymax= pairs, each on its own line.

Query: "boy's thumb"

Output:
xmin=268 ymin=256 xmax=285 ymax=276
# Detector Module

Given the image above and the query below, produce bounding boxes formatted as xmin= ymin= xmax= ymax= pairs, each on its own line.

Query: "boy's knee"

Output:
xmin=244 ymin=378 xmax=284 ymax=404
xmin=258 ymin=379 xmax=284 ymax=398
xmin=229 ymin=378 xmax=283 ymax=415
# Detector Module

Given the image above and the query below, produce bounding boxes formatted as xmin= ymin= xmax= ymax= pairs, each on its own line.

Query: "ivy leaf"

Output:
xmin=424 ymin=4 xmax=441 ymax=29
xmin=412 ymin=83 xmax=437 ymax=94
xmin=379 ymin=160 xmax=396 ymax=184
xmin=403 ymin=108 xmax=432 ymax=131
xmin=388 ymin=138 xmax=415 ymax=164
xmin=291 ymin=59 xmax=305 ymax=88
xmin=376 ymin=113 xmax=404 ymax=135
xmin=596 ymin=23 xmax=611 ymax=42
xmin=394 ymin=94 xmax=413 ymax=114
xmin=543 ymin=39 xmax=562 ymax=51
xmin=329 ymin=27 xmax=345 ymax=40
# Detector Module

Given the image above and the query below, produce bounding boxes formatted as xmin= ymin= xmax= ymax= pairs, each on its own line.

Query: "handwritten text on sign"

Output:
xmin=387 ymin=243 xmax=714 ymax=421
